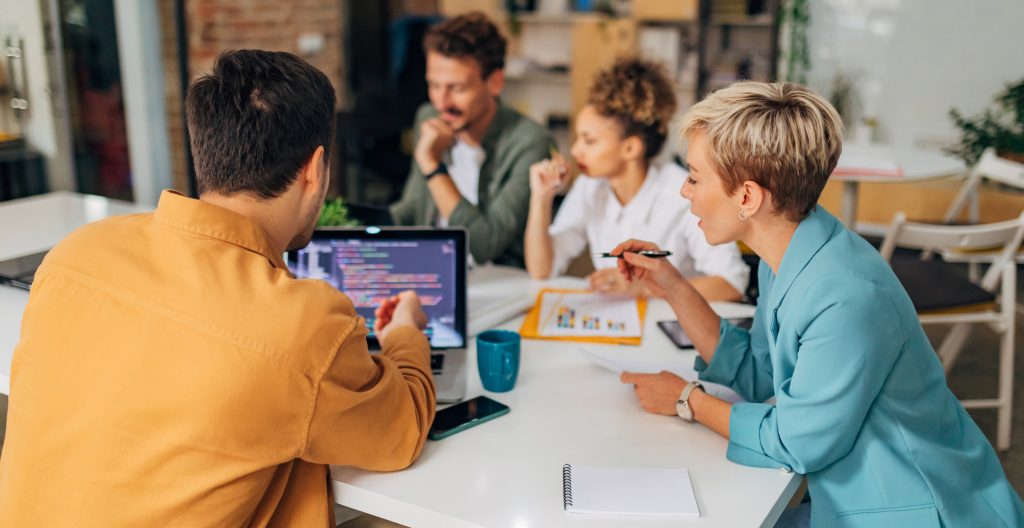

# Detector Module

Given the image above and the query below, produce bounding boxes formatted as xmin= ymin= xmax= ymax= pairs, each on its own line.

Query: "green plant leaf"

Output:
xmin=946 ymin=78 xmax=1024 ymax=165
xmin=317 ymin=197 xmax=360 ymax=227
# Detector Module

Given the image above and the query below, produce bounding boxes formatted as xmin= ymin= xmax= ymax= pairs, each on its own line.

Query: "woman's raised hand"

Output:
xmin=528 ymin=152 xmax=570 ymax=201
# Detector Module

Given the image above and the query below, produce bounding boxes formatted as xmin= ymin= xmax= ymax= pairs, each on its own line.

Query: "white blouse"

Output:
xmin=548 ymin=163 xmax=749 ymax=295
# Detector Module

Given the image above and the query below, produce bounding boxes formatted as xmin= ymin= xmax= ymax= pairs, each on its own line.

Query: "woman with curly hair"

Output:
xmin=524 ymin=57 xmax=747 ymax=301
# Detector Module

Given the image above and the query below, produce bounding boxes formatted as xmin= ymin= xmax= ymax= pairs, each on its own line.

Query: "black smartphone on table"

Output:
xmin=428 ymin=395 xmax=510 ymax=440
xmin=657 ymin=318 xmax=754 ymax=349
xmin=657 ymin=320 xmax=694 ymax=349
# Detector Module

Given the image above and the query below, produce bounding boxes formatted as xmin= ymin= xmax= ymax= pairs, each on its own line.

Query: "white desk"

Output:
xmin=333 ymin=275 xmax=799 ymax=528
xmin=0 ymin=192 xmax=148 ymax=394
xmin=0 ymin=194 xmax=799 ymax=526
xmin=832 ymin=144 xmax=965 ymax=228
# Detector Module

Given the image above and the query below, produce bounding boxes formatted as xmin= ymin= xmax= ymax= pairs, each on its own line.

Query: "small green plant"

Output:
xmin=946 ymin=78 xmax=1024 ymax=165
xmin=780 ymin=0 xmax=811 ymax=85
xmin=317 ymin=197 xmax=359 ymax=227
xmin=829 ymin=71 xmax=859 ymax=128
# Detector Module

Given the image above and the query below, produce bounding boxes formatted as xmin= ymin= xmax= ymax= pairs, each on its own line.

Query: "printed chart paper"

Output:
xmin=537 ymin=292 xmax=642 ymax=338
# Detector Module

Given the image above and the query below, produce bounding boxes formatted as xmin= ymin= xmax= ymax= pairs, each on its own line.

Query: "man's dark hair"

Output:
xmin=185 ymin=50 xmax=336 ymax=198
xmin=423 ymin=12 xmax=506 ymax=78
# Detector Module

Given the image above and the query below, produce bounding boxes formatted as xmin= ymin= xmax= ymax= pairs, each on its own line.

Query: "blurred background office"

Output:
xmin=1 ymin=0 xmax=1023 ymax=496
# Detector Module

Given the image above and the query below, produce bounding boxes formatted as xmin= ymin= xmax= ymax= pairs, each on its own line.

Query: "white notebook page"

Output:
xmin=566 ymin=465 xmax=699 ymax=516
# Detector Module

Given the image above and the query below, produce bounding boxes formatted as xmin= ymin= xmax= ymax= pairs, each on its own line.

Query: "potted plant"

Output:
xmin=946 ymin=78 xmax=1024 ymax=165
xmin=317 ymin=197 xmax=359 ymax=227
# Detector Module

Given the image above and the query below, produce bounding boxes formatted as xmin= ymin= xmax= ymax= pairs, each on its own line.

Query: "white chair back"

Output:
xmin=881 ymin=210 xmax=1024 ymax=292
xmin=944 ymin=148 xmax=1024 ymax=224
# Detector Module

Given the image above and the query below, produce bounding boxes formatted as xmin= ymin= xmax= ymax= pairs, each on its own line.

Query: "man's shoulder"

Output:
xmin=495 ymin=104 xmax=552 ymax=149
xmin=45 ymin=213 xmax=151 ymax=266
xmin=48 ymin=214 xmax=363 ymax=352
xmin=414 ymin=102 xmax=438 ymax=124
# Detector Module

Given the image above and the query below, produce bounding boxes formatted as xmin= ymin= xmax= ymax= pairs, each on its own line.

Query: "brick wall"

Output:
xmin=159 ymin=0 xmax=188 ymax=193
xmin=159 ymin=0 xmax=349 ymax=193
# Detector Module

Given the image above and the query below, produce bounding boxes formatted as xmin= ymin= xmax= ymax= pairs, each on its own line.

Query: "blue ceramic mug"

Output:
xmin=476 ymin=329 xmax=521 ymax=392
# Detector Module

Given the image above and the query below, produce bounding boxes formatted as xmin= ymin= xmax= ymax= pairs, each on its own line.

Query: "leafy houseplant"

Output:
xmin=780 ymin=0 xmax=811 ymax=85
xmin=947 ymin=78 xmax=1024 ymax=165
xmin=317 ymin=197 xmax=359 ymax=227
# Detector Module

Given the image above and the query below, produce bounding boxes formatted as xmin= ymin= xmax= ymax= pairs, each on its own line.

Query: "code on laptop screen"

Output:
xmin=289 ymin=238 xmax=463 ymax=348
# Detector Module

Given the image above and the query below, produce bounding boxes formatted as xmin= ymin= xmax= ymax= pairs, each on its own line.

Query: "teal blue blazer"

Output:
xmin=696 ymin=207 xmax=1023 ymax=527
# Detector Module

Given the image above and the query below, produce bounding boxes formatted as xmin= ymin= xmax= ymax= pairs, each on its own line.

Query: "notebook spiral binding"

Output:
xmin=562 ymin=464 xmax=573 ymax=510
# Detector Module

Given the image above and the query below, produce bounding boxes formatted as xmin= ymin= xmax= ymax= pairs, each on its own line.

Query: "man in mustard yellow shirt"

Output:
xmin=0 ymin=50 xmax=435 ymax=526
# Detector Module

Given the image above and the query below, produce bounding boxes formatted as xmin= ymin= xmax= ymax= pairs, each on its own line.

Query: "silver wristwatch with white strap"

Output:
xmin=676 ymin=381 xmax=704 ymax=422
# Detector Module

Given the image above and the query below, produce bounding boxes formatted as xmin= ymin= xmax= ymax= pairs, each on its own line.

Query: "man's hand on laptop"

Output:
xmin=374 ymin=290 xmax=429 ymax=345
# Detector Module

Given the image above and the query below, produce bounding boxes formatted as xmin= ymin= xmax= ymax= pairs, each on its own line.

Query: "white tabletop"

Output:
xmin=832 ymin=143 xmax=964 ymax=183
xmin=0 ymin=192 xmax=149 ymax=394
xmin=332 ymin=276 xmax=798 ymax=528
xmin=829 ymin=144 xmax=965 ymax=228
xmin=0 ymin=194 xmax=798 ymax=527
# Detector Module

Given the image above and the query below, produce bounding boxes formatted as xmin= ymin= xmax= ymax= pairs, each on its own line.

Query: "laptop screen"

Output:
xmin=287 ymin=228 xmax=466 ymax=350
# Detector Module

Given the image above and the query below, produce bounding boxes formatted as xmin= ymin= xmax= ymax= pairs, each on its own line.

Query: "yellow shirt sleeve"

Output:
xmin=302 ymin=322 xmax=435 ymax=469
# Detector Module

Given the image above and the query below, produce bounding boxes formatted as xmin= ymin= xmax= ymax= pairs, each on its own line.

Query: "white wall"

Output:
xmin=804 ymin=0 xmax=1024 ymax=148
xmin=0 ymin=0 xmax=74 ymax=190
xmin=115 ymin=0 xmax=171 ymax=205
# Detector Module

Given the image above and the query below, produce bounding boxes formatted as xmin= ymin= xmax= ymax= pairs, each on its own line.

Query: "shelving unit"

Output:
xmin=697 ymin=0 xmax=780 ymax=96
xmin=441 ymin=0 xmax=779 ymax=161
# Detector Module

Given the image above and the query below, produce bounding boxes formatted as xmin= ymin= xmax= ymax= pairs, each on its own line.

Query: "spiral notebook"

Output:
xmin=562 ymin=464 xmax=699 ymax=517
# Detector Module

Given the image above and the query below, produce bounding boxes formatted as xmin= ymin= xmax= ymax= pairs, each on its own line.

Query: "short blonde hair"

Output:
xmin=679 ymin=82 xmax=843 ymax=222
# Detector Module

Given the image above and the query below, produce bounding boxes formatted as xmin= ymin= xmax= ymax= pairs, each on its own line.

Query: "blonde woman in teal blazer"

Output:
xmin=614 ymin=82 xmax=1023 ymax=527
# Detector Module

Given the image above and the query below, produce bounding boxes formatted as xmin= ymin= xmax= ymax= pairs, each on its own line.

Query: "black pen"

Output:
xmin=593 ymin=250 xmax=673 ymax=258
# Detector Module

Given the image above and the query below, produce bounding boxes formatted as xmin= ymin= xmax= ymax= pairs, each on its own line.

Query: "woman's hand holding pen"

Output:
xmin=528 ymin=152 xmax=570 ymax=202
xmin=611 ymin=239 xmax=686 ymax=299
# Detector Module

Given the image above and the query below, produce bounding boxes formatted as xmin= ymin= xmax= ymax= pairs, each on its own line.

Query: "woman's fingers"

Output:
xmin=609 ymin=239 xmax=662 ymax=261
xmin=622 ymin=250 xmax=660 ymax=271
xmin=620 ymin=372 xmax=653 ymax=384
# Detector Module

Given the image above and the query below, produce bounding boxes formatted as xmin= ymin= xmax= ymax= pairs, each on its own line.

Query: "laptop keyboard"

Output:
xmin=430 ymin=353 xmax=444 ymax=374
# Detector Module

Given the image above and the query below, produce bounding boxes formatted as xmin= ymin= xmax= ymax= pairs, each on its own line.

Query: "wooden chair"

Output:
xmin=880 ymin=211 xmax=1024 ymax=450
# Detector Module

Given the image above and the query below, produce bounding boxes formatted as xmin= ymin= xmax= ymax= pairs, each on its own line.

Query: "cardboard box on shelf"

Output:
xmin=570 ymin=17 xmax=638 ymax=117
xmin=631 ymin=0 xmax=698 ymax=22
xmin=439 ymin=0 xmax=502 ymax=21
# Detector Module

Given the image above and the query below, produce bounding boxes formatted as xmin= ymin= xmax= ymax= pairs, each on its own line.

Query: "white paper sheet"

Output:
xmin=578 ymin=347 xmax=745 ymax=403
xmin=538 ymin=292 xmax=642 ymax=338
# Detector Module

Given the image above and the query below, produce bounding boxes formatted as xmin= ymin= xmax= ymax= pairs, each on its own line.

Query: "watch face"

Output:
xmin=676 ymin=401 xmax=694 ymax=422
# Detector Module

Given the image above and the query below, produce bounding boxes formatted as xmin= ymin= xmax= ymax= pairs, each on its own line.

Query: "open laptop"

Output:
xmin=287 ymin=227 xmax=468 ymax=403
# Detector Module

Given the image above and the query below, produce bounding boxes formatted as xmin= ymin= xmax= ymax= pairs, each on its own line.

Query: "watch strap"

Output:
xmin=676 ymin=381 xmax=704 ymax=422
xmin=423 ymin=163 xmax=449 ymax=181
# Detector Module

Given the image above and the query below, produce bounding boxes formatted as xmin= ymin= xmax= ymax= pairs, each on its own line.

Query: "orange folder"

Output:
xmin=519 ymin=288 xmax=648 ymax=346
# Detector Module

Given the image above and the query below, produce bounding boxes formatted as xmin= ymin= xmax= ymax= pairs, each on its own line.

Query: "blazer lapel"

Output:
xmin=763 ymin=206 xmax=841 ymax=315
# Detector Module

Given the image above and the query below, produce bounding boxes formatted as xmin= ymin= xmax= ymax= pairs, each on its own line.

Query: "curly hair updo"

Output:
xmin=588 ymin=57 xmax=678 ymax=160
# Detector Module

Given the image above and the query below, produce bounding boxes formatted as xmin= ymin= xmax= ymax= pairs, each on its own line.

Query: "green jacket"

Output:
xmin=390 ymin=102 xmax=553 ymax=267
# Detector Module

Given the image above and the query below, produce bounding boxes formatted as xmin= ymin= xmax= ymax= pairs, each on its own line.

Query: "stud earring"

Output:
xmin=738 ymin=209 xmax=749 ymax=221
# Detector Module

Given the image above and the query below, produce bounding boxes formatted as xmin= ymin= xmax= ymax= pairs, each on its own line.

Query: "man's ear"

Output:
xmin=301 ymin=146 xmax=326 ymax=196
xmin=486 ymin=69 xmax=505 ymax=98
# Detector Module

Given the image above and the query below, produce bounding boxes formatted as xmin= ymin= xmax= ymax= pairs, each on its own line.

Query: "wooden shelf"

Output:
xmin=709 ymin=17 xmax=774 ymax=27
xmin=501 ymin=12 xmax=604 ymax=25
xmin=505 ymin=71 xmax=571 ymax=84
